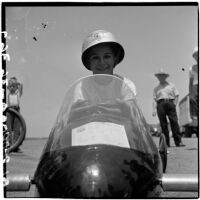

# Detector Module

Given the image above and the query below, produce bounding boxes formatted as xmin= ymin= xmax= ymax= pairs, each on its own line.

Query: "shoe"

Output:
xmin=176 ymin=142 xmax=185 ymax=147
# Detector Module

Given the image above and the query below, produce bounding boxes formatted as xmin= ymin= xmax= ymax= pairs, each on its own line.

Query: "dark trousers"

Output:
xmin=190 ymin=84 xmax=198 ymax=117
xmin=156 ymin=100 xmax=182 ymax=146
xmin=8 ymin=106 xmax=20 ymax=130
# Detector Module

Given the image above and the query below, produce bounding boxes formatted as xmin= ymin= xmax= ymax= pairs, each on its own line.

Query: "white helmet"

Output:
xmin=192 ymin=46 xmax=198 ymax=58
xmin=81 ymin=30 xmax=125 ymax=70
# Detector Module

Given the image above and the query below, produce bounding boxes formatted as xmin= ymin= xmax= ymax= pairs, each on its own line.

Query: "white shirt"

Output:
xmin=8 ymin=90 xmax=20 ymax=107
xmin=114 ymin=74 xmax=137 ymax=96
xmin=153 ymin=82 xmax=179 ymax=101
xmin=123 ymin=77 xmax=137 ymax=96
xmin=73 ymin=76 xmax=136 ymax=104
xmin=189 ymin=64 xmax=198 ymax=85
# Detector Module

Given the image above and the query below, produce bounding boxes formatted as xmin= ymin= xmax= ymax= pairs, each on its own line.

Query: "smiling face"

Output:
xmin=88 ymin=44 xmax=117 ymax=75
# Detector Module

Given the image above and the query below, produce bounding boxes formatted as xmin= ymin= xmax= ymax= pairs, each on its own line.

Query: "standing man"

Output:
xmin=189 ymin=47 xmax=198 ymax=117
xmin=152 ymin=69 xmax=185 ymax=147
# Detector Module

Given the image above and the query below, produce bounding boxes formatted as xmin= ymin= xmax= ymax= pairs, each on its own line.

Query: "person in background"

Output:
xmin=152 ymin=69 xmax=185 ymax=147
xmin=81 ymin=29 xmax=137 ymax=96
xmin=189 ymin=47 xmax=198 ymax=117
xmin=7 ymin=77 xmax=23 ymax=153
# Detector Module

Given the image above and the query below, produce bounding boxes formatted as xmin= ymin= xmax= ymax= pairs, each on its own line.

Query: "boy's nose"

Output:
xmin=99 ymin=57 xmax=106 ymax=65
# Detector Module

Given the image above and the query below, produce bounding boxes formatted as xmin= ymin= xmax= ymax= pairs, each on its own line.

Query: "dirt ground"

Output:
xmin=4 ymin=136 xmax=199 ymax=198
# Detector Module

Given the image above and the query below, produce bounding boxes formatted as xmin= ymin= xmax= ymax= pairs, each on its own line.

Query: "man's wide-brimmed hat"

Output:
xmin=154 ymin=68 xmax=169 ymax=77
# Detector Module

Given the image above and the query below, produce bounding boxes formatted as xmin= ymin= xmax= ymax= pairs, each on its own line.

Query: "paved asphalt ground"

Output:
xmin=4 ymin=136 xmax=199 ymax=198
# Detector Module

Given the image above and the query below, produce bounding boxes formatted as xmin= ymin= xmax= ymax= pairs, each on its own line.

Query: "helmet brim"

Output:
xmin=154 ymin=73 xmax=169 ymax=77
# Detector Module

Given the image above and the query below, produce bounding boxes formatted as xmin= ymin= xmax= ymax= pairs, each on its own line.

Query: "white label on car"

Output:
xmin=72 ymin=122 xmax=130 ymax=148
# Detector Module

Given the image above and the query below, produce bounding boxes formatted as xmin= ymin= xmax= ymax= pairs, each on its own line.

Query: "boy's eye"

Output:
xmin=89 ymin=55 xmax=99 ymax=61
xmin=104 ymin=54 xmax=112 ymax=59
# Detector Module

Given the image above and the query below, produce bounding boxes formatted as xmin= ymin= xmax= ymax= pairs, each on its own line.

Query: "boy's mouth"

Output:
xmin=96 ymin=66 xmax=110 ymax=72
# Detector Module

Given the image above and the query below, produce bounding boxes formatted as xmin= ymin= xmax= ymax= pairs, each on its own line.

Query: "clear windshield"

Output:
xmin=42 ymin=75 xmax=159 ymax=157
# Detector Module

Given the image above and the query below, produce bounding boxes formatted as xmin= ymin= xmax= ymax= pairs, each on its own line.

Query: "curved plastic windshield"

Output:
xmin=42 ymin=75 xmax=159 ymax=157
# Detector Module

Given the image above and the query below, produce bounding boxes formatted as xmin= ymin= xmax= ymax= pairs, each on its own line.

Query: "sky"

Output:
xmin=4 ymin=4 xmax=198 ymax=138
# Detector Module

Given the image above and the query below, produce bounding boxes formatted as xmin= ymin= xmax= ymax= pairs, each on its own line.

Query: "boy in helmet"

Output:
xmin=70 ymin=30 xmax=138 ymax=113
xmin=81 ymin=30 xmax=137 ymax=96
xmin=71 ymin=30 xmax=137 ymax=117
